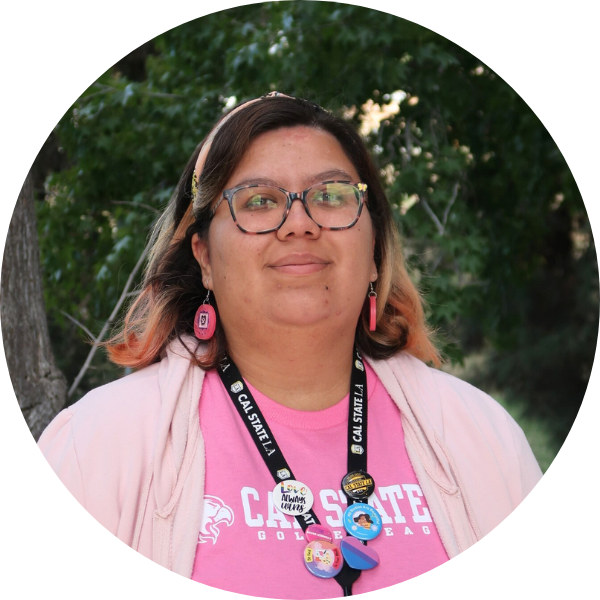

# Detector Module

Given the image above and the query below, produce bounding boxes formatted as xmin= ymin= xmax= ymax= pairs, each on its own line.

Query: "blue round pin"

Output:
xmin=342 ymin=503 xmax=382 ymax=541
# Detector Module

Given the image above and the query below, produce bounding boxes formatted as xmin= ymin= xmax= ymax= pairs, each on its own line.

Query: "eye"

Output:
xmin=309 ymin=183 xmax=354 ymax=208
xmin=244 ymin=193 xmax=278 ymax=210
xmin=233 ymin=186 xmax=284 ymax=212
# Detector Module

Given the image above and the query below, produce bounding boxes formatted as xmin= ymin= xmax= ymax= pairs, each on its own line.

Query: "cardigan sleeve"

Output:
xmin=36 ymin=387 xmax=158 ymax=546
xmin=38 ymin=408 xmax=87 ymax=508
xmin=503 ymin=409 xmax=543 ymax=498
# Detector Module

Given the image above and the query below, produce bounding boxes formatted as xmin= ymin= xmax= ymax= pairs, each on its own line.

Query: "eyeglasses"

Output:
xmin=210 ymin=181 xmax=368 ymax=234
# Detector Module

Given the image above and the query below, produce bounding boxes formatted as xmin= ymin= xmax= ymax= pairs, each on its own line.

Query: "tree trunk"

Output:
xmin=1 ymin=171 xmax=67 ymax=440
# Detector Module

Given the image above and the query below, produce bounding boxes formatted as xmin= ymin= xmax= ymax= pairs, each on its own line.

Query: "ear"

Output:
xmin=191 ymin=232 xmax=213 ymax=290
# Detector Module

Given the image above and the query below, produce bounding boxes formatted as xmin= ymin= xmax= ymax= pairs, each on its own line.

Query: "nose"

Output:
xmin=276 ymin=196 xmax=321 ymax=240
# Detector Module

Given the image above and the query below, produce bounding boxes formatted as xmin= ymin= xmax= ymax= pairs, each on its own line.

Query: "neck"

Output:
xmin=224 ymin=326 xmax=356 ymax=411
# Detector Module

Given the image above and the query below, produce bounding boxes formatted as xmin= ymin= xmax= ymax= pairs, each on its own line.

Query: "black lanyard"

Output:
xmin=216 ymin=347 xmax=369 ymax=596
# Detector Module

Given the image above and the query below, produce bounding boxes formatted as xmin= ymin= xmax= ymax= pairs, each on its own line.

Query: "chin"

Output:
xmin=270 ymin=306 xmax=353 ymax=330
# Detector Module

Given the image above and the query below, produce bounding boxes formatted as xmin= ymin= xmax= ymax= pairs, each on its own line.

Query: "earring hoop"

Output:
xmin=368 ymin=283 xmax=377 ymax=332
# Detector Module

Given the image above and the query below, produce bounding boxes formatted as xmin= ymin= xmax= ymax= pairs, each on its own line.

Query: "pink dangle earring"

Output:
xmin=194 ymin=290 xmax=217 ymax=340
xmin=368 ymin=283 xmax=377 ymax=332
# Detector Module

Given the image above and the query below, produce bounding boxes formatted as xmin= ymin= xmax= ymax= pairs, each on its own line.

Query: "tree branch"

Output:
xmin=420 ymin=198 xmax=444 ymax=236
xmin=111 ymin=200 xmax=160 ymax=214
xmin=442 ymin=182 xmax=459 ymax=228
xmin=67 ymin=243 xmax=150 ymax=397
xmin=60 ymin=311 xmax=95 ymax=340
xmin=404 ymin=117 xmax=413 ymax=162
xmin=106 ymin=81 xmax=184 ymax=99
xmin=82 ymin=82 xmax=184 ymax=101
xmin=421 ymin=182 xmax=460 ymax=238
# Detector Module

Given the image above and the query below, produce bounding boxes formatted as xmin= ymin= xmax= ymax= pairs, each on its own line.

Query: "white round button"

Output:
xmin=272 ymin=480 xmax=314 ymax=516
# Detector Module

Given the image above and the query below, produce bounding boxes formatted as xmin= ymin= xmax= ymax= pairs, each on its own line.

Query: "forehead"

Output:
xmin=225 ymin=126 xmax=360 ymax=189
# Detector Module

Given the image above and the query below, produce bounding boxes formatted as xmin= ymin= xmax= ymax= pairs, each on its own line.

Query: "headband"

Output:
xmin=191 ymin=91 xmax=292 ymax=199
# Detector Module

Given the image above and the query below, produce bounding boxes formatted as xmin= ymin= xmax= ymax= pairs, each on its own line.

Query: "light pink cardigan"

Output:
xmin=38 ymin=338 xmax=542 ymax=578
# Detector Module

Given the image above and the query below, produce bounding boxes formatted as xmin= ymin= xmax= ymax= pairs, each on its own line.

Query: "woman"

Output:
xmin=39 ymin=93 xmax=542 ymax=598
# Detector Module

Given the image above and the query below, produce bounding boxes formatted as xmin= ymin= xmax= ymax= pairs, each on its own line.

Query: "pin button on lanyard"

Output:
xmin=216 ymin=348 xmax=375 ymax=596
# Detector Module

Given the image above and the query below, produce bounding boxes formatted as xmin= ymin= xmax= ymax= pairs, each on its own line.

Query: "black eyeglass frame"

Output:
xmin=210 ymin=180 xmax=368 ymax=234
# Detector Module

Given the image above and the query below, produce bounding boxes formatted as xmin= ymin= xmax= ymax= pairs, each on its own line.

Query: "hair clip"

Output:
xmin=191 ymin=172 xmax=199 ymax=200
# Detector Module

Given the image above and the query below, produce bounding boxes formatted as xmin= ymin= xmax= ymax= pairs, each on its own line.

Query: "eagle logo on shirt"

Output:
xmin=198 ymin=495 xmax=235 ymax=545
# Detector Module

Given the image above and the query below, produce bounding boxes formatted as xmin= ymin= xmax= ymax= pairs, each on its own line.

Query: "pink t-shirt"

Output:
xmin=192 ymin=363 xmax=448 ymax=598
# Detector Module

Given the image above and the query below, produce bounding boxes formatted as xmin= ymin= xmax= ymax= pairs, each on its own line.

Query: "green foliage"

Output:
xmin=36 ymin=2 xmax=597 ymax=448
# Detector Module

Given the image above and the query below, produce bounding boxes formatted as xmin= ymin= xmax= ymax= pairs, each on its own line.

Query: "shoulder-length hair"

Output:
xmin=105 ymin=95 xmax=440 ymax=369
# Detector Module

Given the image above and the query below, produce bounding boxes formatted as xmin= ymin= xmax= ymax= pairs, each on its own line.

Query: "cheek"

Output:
xmin=347 ymin=223 xmax=376 ymax=272
xmin=208 ymin=227 xmax=266 ymax=284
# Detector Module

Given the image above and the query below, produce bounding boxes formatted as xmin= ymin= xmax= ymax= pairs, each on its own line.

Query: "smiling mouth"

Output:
xmin=269 ymin=255 xmax=330 ymax=275
xmin=271 ymin=263 xmax=329 ymax=275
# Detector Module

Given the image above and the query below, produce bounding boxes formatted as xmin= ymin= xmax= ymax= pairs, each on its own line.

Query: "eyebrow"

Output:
xmin=232 ymin=169 xmax=355 ymax=189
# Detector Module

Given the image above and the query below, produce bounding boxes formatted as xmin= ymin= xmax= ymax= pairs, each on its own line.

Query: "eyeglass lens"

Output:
xmin=231 ymin=182 xmax=361 ymax=232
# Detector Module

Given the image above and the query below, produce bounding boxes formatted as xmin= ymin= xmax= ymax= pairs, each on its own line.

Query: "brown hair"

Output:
xmin=105 ymin=95 xmax=440 ymax=368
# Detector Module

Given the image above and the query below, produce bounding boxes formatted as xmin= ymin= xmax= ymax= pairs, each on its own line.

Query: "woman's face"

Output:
xmin=357 ymin=515 xmax=371 ymax=528
xmin=192 ymin=126 xmax=377 ymax=341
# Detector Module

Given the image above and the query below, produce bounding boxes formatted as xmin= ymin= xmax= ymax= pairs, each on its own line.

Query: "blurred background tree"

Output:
xmin=27 ymin=1 xmax=597 ymax=468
